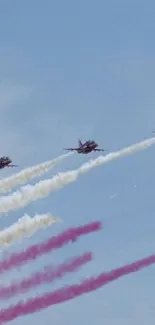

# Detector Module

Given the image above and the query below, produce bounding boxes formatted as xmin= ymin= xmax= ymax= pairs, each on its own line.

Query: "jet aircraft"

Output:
xmin=64 ymin=140 xmax=107 ymax=154
xmin=0 ymin=157 xmax=18 ymax=169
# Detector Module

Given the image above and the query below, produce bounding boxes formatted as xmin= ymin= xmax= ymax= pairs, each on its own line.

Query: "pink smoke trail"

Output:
xmin=0 ymin=221 xmax=101 ymax=274
xmin=0 ymin=252 xmax=155 ymax=324
xmin=0 ymin=252 xmax=92 ymax=300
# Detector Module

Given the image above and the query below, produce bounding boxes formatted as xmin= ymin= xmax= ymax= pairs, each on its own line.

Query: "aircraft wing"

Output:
xmin=94 ymin=149 xmax=107 ymax=152
xmin=64 ymin=148 xmax=79 ymax=151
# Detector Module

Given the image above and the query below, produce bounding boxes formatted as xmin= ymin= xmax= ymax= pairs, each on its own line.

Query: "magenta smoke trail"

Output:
xmin=0 ymin=221 xmax=101 ymax=274
xmin=0 ymin=252 xmax=92 ymax=300
xmin=0 ymin=253 xmax=155 ymax=324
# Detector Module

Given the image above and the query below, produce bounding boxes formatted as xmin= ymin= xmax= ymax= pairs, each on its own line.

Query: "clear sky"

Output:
xmin=0 ymin=0 xmax=155 ymax=324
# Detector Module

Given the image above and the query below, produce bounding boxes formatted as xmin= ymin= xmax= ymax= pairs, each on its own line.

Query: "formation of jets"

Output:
xmin=0 ymin=139 xmax=106 ymax=170
xmin=2 ymin=131 xmax=155 ymax=171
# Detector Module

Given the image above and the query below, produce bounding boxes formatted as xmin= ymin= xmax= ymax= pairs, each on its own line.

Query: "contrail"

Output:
xmin=0 ymin=152 xmax=73 ymax=194
xmin=0 ymin=252 xmax=155 ymax=323
xmin=0 ymin=252 xmax=92 ymax=300
xmin=0 ymin=214 xmax=59 ymax=248
xmin=0 ymin=221 xmax=101 ymax=274
xmin=0 ymin=137 xmax=154 ymax=214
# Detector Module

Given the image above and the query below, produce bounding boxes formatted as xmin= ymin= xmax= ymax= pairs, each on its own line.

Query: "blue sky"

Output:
xmin=0 ymin=0 xmax=155 ymax=324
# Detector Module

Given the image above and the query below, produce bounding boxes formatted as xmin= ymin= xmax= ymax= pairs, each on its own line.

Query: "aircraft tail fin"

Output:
xmin=78 ymin=139 xmax=82 ymax=147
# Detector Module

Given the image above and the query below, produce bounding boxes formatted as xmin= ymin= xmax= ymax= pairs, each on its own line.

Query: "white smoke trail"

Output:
xmin=0 ymin=137 xmax=154 ymax=214
xmin=0 ymin=152 xmax=73 ymax=194
xmin=0 ymin=214 xmax=59 ymax=248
